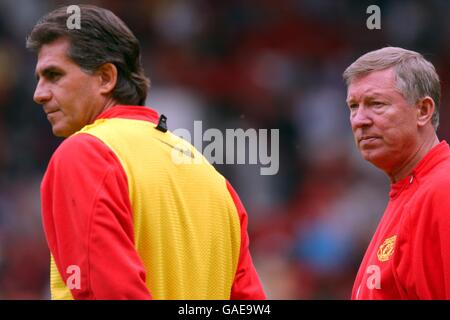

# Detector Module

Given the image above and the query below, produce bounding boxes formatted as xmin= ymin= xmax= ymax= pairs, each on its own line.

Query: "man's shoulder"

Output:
xmin=52 ymin=133 xmax=112 ymax=164
xmin=422 ymin=158 xmax=450 ymax=188
xmin=415 ymin=160 xmax=450 ymax=208
xmin=402 ymin=161 xmax=450 ymax=224
xmin=56 ymin=132 xmax=105 ymax=152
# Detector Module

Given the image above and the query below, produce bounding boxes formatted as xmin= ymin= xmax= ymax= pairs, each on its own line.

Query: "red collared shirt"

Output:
xmin=352 ymin=141 xmax=450 ymax=299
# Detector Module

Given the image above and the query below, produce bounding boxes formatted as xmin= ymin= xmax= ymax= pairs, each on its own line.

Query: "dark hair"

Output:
xmin=26 ymin=5 xmax=150 ymax=105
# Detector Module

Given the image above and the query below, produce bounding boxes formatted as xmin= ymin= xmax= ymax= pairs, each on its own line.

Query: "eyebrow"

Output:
xmin=366 ymin=92 xmax=385 ymax=98
xmin=346 ymin=92 xmax=387 ymax=104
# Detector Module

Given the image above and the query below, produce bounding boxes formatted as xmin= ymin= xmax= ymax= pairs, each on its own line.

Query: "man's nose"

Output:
xmin=33 ymin=81 xmax=52 ymax=105
xmin=351 ymin=106 xmax=373 ymax=129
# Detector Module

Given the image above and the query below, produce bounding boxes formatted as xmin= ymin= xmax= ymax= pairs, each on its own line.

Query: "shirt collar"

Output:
xmin=95 ymin=105 xmax=159 ymax=124
xmin=389 ymin=140 xmax=450 ymax=199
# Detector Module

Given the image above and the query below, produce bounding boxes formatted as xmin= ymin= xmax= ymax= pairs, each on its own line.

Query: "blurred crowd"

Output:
xmin=1 ymin=0 xmax=450 ymax=299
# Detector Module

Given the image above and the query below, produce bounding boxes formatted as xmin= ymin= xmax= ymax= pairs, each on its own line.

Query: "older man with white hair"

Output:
xmin=344 ymin=47 xmax=450 ymax=299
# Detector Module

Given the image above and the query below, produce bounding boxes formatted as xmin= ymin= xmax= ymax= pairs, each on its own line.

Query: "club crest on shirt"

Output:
xmin=377 ymin=235 xmax=397 ymax=262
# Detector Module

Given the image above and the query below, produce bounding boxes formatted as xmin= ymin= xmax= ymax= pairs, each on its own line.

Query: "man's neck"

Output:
xmin=90 ymin=98 xmax=118 ymax=123
xmin=388 ymin=133 xmax=440 ymax=183
xmin=100 ymin=98 xmax=118 ymax=114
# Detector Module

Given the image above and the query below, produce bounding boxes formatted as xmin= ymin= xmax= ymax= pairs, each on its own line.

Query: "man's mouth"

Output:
xmin=44 ymin=108 xmax=59 ymax=116
xmin=358 ymin=136 xmax=380 ymax=143
xmin=45 ymin=109 xmax=60 ymax=123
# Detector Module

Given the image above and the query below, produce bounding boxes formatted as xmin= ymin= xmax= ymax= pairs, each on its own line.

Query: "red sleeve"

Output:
xmin=41 ymin=133 xmax=151 ymax=299
xmin=226 ymin=180 xmax=266 ymax=300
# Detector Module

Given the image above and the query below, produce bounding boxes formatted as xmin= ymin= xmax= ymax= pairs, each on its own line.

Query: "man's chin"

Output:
xmin=360 ymin=149 xmax=388 ymax=168
xmin=51 ymin=125 xmax=72 ymax=138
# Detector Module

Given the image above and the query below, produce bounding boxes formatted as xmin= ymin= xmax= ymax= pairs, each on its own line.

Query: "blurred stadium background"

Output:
xmin=1 ymin=0 xmax=450 ymax=299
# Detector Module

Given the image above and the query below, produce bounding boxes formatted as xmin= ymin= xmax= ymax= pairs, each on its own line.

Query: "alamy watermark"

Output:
xmin=168 ymin=121 xmax=279 ymax=176
xmin=66 ymin=265 xmax=81 ymax=290
xmin=366 ymin=5 xmax=381 ymax=30
xmin=66 ymin=5 xmax=81 ymax=30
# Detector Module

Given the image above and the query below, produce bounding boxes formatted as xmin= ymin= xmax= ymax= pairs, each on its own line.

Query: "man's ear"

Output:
xmin=96 ymin=63 xmax=118 ymax=96
xmin=417 ymin=96 xmax=435 ymax=127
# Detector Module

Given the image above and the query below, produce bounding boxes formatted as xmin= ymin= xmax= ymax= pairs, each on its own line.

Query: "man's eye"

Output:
xmin=349 ymin=104 xmax=358 ymax=110
xmin=48 ymin=72 xmax=62 ymax=81
xmin=372 ymin=101 xmax=384 ymax=107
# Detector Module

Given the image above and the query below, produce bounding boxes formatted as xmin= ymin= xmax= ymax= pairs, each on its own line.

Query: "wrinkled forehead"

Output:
xmin=35 ymin=38 xmax=73 ymax=73
xmin=346 ymin=69 xmax=399 ymax=100
xmin=37 ymin=38 xmax=70 ymax=65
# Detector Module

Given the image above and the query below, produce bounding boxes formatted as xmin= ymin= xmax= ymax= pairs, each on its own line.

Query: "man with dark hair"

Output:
xmin=344 ymin=47 xmax=450 ymax=299
xmin=28 ymin=5 xmax=265 ymax=300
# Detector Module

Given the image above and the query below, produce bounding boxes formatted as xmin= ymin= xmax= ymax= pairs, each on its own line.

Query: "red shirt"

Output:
xmin=352 ymin=141 xmax=450 ymax=299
